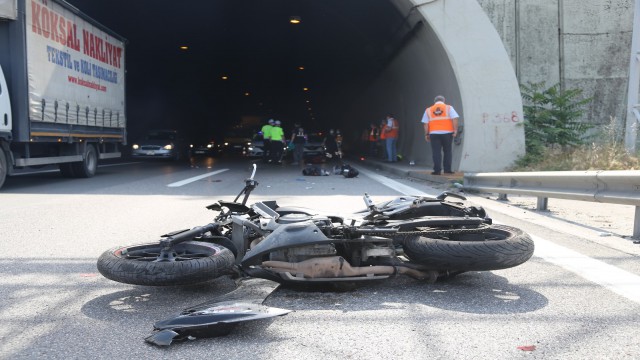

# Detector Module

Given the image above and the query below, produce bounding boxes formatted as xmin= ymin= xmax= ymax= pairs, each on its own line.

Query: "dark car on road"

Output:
xmin=303 ymin=133 xmax=326 ymax=158
xmin=189 ymin=139 xmax=217 ymax=157
xmin=246 ymin=133 xmax=265 ymax=158
xmin=219 ymin=128 xmax=254 ymax=155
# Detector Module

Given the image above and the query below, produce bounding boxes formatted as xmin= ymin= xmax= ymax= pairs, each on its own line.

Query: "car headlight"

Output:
xmin=207 ymin=144 xmax=213 ymax=148
xmin=224 ymin=142 xmax=229 ymax=146
xmin=163 ymin=144 xmax=173 ymax=150
xmin=132 ymin=144 xmax=139 ymax=150
xmin=190 ymin=144 xmax=194 ymax=148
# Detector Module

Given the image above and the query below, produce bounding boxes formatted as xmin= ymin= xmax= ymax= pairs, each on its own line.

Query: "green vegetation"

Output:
xmin=511 ymin=82 xmax=639 ymax=171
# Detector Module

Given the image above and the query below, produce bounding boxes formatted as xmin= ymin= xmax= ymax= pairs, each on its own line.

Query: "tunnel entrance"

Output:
xmin=65 ymin=0 xmax=523 ymax=171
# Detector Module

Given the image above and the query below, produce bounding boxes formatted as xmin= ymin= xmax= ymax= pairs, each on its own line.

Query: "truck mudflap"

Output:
xmin=144 ymin=278 xmax=290 ymax=346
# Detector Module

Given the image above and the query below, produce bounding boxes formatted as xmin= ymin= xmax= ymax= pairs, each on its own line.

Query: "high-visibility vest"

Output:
xmin=379 ymin=124 xmax=387 ymax=140
xmin=261 ymin=124 xmax=273 ymax=139
xmin=270 ymin=127 xmax=284 ymax=141
xmin=426 ymin=103 xmax=455 ymax=133
xmin=369 ymin=127 xmax=378 ymax=141
xmin=386 ymin=118 xmax=399 ymax=138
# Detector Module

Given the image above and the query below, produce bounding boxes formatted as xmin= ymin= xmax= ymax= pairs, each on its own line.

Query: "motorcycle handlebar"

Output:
xmin=159 ymin=223 xmax=217 ymax=248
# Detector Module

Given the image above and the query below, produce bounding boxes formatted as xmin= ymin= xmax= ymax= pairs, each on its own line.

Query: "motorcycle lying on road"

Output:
xmin=97 ymin=164 xmax=534 ymax=346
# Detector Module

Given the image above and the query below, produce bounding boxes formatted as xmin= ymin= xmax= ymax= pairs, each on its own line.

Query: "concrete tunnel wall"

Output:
xmin=347 ymin=0 xmax=525 ymax=172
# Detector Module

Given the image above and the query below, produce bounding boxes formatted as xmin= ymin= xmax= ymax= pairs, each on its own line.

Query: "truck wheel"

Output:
xmin=97 ymin=241 xmax=235 ymax=286
xmin=0 ymin=149 xmax=7 ymax=189
xmin=72 ymin=144 xmax=98 ymax=178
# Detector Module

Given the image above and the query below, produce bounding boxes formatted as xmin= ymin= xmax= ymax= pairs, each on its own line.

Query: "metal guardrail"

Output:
xmin=463 ymin=171 xmax=640 ymax=237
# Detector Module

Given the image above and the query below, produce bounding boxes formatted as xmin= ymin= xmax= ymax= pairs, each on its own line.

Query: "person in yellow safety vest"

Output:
xmin=421 ymin=95 xmax=459 ymax=175
xmin=270 ymin=120 xmax=285 ymax=164
xmin=261 ymin=119 xmax=274 ymax=162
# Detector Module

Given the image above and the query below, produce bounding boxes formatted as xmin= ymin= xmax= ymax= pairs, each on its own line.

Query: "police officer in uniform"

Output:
xmin=261 ymin=119 xmax=274 ymax=162
xmin=270 ymin=120 xmax=285 ymax=164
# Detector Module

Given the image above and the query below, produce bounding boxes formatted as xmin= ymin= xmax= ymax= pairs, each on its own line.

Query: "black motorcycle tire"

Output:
xmin=97 ymin=241 xmax=235 ymax=286
xmin=402 ymin=225 xmax=534 ymax=271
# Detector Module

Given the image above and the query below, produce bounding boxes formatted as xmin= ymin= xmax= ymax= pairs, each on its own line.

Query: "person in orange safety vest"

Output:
xmin=378 ymin=119 xmax=387 ymax=160
xmin=383 ymin=114 xmax=399 ymax=162
xmin=421 ymin=95 xmax=459 ymax=175
xmin=368 ymin=123 xmax=379 ymax=156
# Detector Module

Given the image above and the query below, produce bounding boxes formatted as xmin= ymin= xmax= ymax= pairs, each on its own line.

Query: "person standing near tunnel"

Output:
xmin=422 ymin=95 xmax=459 ymax=175
xmin=378 ymin=119 xmax=387 ymax=160
xmin=384 ymin=114 xmax=399 ymax=162
xmin=261 ymin=119 xmax=274 ymax=163
xmin=270 ymin=120 xmax=285 ymax=164
xmin=290 ymin=124 xmax=307 ymax=166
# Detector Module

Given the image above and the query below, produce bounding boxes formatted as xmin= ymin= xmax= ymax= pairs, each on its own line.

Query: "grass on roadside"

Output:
xmin=510 ymin=117 xmax=640 ymax=171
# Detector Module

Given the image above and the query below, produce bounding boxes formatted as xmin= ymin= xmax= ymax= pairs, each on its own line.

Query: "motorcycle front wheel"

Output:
xmin=402 ymin=225 xmax=534 ymax=271
xmin=97 ymin=241 xmax=235 ymax=286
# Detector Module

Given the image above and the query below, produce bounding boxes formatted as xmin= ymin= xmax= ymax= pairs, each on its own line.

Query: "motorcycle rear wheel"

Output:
xmin=402 ymin=225 xmax=534 ymax=271
xmin=97 ymin=241 xmax=235 ymax=286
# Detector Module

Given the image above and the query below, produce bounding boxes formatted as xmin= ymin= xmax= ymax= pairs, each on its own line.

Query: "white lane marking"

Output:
xmin=531 ymin=234 xmax=640 ymax=304
xmin=358 ymin=168 xmax=439 ymax=197
xmin=167 ymin=168 xmax=229 ymax=187
xmin=362 ymin=167 xmax=640 ymax=304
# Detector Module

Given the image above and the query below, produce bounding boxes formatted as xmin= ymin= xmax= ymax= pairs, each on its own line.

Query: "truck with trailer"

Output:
xmin=0 ymin=0 xmax=126 ymax=189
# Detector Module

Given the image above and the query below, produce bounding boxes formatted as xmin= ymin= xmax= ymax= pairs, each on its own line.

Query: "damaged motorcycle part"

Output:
xmin=240 ymin=221 xmax=333 ymax=266
xmin=145 ymin=278 xmax=289 ymax=346
xmin=97 ymin=241 xmax=235 ymax=286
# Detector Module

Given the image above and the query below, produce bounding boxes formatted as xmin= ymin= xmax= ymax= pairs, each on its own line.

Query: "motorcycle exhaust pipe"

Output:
xmin=262 ymin=256 xmax=439 ymax=282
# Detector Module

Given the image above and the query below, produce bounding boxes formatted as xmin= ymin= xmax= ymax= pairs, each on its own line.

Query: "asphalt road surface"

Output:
xmin=1 ymin=156 xmax=639 ymax=359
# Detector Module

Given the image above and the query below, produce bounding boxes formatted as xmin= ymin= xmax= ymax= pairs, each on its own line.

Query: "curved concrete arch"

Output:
xmin=349 ymin=0 xmax=524 ymax=172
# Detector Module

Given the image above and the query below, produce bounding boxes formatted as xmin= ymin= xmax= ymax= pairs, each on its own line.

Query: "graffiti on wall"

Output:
xmin=482 ymin=111 xmax=520 ymax=125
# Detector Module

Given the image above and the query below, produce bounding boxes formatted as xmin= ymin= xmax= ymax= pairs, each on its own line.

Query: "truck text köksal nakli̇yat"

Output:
xmin=0 ymin=0 xmax=126 ymax=188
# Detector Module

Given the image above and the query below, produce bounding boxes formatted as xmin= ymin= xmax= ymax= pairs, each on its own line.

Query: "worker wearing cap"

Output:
xmin=270 ymin=120 xmax=285 ymax=163
xmin=261 ymin=119 xmax=274 ymax=162
xmin=421 ymin=95 xmax=459 ymax=175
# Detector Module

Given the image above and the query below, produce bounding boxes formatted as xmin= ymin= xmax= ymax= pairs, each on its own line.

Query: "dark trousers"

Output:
xmin=263 ymin=139 xmax=271 ymax=162
xmin=270 ymin=140 xmax=283 ymax=162
xmin=430 ymin=133 xmax=453 ymax=173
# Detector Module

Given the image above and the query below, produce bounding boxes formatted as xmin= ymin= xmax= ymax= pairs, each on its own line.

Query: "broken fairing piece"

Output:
xmin=145 ymin=278 xmax=290 ymax=346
